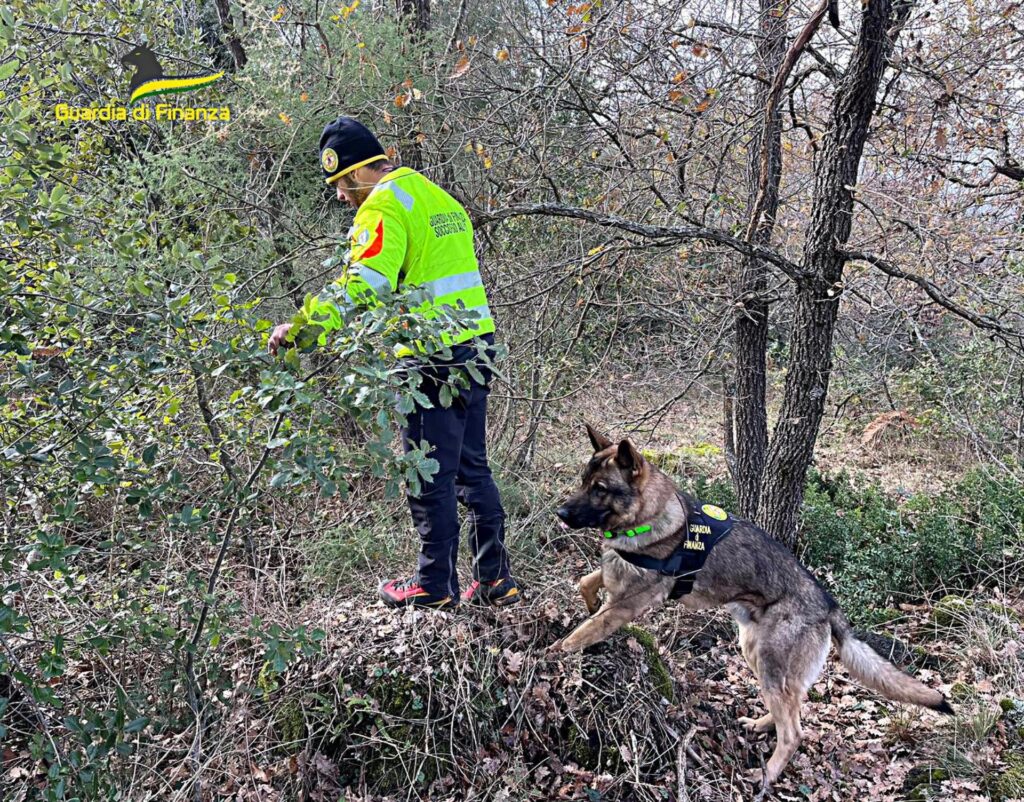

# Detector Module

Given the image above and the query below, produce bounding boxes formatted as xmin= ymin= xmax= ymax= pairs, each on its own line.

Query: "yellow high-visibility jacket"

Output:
xmin=308 ymin=167 xmax=495 ymax=356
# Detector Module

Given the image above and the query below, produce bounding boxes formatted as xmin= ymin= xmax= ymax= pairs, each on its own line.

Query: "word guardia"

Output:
xmin=54 ymin=102 xmax=230 ymax=122
xmin=603 ymin=524 xmax=652 ymax=539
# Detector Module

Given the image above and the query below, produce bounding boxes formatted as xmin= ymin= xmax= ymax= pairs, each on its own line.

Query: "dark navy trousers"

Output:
xmin=400 ymin=334 xmax=510 ymax=599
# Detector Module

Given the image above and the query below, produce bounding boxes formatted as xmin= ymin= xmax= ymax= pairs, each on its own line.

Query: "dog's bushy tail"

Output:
xmin=829 ymin=607 xmax=953 ymax=714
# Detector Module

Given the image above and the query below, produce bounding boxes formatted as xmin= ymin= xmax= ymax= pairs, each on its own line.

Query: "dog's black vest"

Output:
xmin=614 ymin=494 xmax=734 ymax=599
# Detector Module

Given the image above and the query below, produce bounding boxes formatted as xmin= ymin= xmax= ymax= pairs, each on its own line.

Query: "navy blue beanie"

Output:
xmin=319 ymin=116 xmax=386 ymax=184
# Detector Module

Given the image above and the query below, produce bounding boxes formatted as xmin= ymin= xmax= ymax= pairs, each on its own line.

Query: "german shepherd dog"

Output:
xmin=552 ymin=424 xmax=953 ymax=799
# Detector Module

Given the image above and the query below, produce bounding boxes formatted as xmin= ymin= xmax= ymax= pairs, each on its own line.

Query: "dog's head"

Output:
xmin=556 ymin=423 xmax=649 ymax=531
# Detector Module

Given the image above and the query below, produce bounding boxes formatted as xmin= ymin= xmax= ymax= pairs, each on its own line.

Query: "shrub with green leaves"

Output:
xmin=799 ymin=465 xmax=1024 ymax=624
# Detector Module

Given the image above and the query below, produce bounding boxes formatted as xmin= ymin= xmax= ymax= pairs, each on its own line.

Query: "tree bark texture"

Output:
xmin=731 ymin=0 xmax=788 ymax=521
xmin=758 ymin=0 xmax=915 ymax=544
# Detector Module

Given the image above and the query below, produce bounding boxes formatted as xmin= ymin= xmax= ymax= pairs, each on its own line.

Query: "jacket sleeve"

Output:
xmin=343 ymin=203 xmax=406 ymax=303
xmin=305 ymin=202 xmax=408 ymax=334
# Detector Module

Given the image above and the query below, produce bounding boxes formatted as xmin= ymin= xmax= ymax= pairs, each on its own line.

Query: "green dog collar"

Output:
xmin=602 ymin=524 xmax=652 ymax=539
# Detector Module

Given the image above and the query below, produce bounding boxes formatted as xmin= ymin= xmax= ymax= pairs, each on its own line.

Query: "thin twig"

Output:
xmin=676 ymin=724 xmax=698 ymax=802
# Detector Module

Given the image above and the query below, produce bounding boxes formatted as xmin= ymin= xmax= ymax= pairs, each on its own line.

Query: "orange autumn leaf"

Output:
xmin=695 ymin=99 xmax=710 ymax=113
xmin=672 ymin=71 xmax=687 ymax=84
xmin=496 ymin=48 xmax=510 ymax=62
xmin=668 ymin=89 xmax=685 ymax=102
xmin=32 ymin=347 xmax=62 ymax=358
xmin=452 ymin=56 xmax=471 ymax=79
xmin=394 ymin=93 xmax=409 ymax=108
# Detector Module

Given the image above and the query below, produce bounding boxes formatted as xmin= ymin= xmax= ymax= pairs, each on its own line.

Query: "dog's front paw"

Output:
xmin=546 ymin=638 xmax=566 ymax=656
xmin=738 ymin=714 xmax=775 ymax=734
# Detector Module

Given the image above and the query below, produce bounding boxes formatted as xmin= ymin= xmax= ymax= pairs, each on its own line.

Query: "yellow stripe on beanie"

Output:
xmin=325 ymin=153 xmax=388 ymax=184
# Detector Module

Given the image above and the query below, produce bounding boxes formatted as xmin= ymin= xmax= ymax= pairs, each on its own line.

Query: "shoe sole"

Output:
xmin=379 ymin=590 xmax=458 ymax=610
xmin=463 ymin=587 xmax=522 ymax=608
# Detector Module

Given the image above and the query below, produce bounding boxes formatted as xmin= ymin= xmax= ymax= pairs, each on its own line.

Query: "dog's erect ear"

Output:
xmin=585 ymin=422 xmax=613 ymax=452
xmin=615 ymin=439 xmax=644 ymax=475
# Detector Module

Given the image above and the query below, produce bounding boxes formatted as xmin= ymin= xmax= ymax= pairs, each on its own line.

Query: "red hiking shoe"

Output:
xmin=378 ymin=576 xmax=458 ymax=610
xmin=461 ymin=576 xmax=522 ymax=607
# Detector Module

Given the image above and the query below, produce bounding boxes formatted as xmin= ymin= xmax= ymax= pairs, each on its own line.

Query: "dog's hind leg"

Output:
xmin=578 ymin=569 xmax=604 ymax=614
xmin=754 ymin=688 xmax=803 ymax=800
xmin=751 ymin=624 xmax=830 ymax=798
xmin=734 ymin=614 xmax=777 ymax=733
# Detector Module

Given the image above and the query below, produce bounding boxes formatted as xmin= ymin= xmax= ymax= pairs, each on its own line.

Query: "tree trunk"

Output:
xmin=400 ymin=0 xmax=430 ymax=33
xmin=212 ymin=0 xmax=247 ymax=70
xmin=758 ymin=0 xmax=914 ymax=544
xmin=730 ymin=0 xmax=787 ymax=521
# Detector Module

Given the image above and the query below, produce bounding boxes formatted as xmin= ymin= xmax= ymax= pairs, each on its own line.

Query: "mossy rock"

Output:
xmin=998 ymin=698 xmax=1024 ymax=745
xmin=901 ymin=765 xmax=949 ymax=801
xmin=930 ymin=595 xmax=1022 ymax=630
xmin=621 ymin=624 xmax=675 ymax=703
xmin=931 ymin=595 xmax=972 ymax=628
xmin=995 ymin=752 xmax=1024 ymax=801
xmin=640 ymin=447 xmax=719 ymax=478
xmin=949 ymin=682 xmax=974 ymax=703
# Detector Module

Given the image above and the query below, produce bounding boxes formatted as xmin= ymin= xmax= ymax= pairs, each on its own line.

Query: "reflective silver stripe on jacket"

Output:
xmin=351 ymin=264 xmax=392 ymax=293
xmin=464 ymin=303 xmax=491 ymax=322
xmin=422 ymin=269 xmax=483 ymax=299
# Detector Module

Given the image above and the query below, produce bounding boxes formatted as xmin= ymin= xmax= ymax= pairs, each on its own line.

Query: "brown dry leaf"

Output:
xmin=861 ymin=409 xmax=916 ymax=448
xmin=32 ymin=347 xmax=62 ymax=358
xmin=452 ymin=56 xmax=471 ymax=78
xmin=695 ymin=99 xmax=710 ymax=113
xmin=503 ymin=648 xmax=524 ymax=674
xmin=394 ymin=93 xmax=409 ymax=108
xmin=496 ymin=48 xmax=510 ymax=62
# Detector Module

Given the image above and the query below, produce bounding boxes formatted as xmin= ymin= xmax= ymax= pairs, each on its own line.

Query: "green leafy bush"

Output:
xmin=798 ymin=465 xmax=1024 ymax=624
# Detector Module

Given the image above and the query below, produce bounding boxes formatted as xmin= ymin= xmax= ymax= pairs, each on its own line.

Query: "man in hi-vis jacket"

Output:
xmin=269 ymin=117 xmax=520 ymax=611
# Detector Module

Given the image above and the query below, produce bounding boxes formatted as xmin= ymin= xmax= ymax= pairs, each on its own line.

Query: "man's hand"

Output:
xmin=268 ymin=323 xmax=294 ymax=356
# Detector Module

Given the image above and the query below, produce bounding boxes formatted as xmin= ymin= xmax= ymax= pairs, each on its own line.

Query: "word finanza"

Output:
xmin=55 ymin=103 xmax=230 ymax=122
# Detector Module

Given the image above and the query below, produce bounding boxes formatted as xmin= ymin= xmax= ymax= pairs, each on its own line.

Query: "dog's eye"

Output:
xmin=593 ymin=483 xmax=607 ymax=492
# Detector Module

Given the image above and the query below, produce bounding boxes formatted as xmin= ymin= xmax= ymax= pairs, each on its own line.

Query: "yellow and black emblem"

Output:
xmin=321 ymin=147 xmax=339 ymax=174
xmin=701 ymin=503 xmax=728 ymax=521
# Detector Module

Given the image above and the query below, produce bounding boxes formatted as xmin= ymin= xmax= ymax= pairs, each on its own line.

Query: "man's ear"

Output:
xmin=615 ymin=439 xmax=644 ymax=475
xmin=585 ymin=422 xmax=613 ymax=452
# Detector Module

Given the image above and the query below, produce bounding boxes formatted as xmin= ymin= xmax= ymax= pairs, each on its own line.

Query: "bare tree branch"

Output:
xmin=473 ymin=203 xmax=809 ymax=281
xmin=841 ymin=247 xmax=1024 ymax=345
